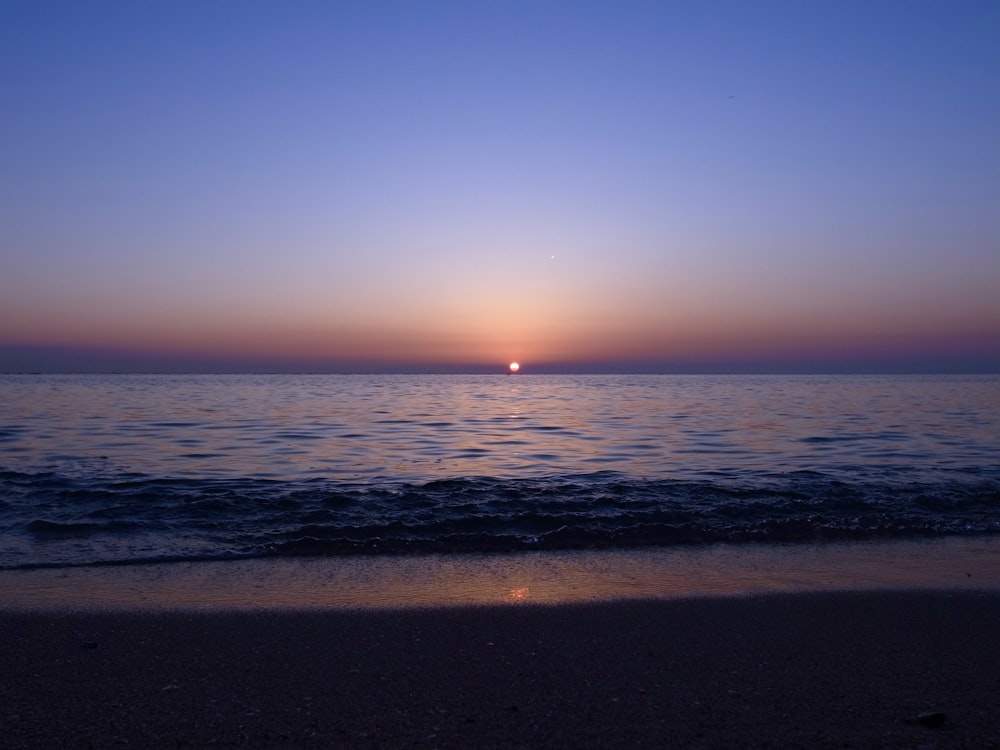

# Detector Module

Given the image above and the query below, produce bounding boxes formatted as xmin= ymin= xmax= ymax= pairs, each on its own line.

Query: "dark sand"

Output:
xmin=4 ymin=591 xmax=1000 ymax=749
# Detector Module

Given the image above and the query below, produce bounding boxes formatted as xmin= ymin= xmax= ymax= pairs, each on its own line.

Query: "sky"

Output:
xmin=2 ymin=1 xmax=999 ymax=373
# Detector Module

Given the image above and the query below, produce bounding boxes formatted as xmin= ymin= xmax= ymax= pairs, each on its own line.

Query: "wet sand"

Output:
xmin=4 ymin=537 xmax=997 ymax=610
xmin=4 ymin=590 xmax=1000 ymax=748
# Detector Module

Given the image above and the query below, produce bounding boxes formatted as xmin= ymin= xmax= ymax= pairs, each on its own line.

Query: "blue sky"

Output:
xmin=2 ymin=1 xmax=998 ymax=372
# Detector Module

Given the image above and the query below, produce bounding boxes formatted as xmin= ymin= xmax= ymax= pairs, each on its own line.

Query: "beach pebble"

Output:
xmin=916 ymin=711 xmax=948 ymax=728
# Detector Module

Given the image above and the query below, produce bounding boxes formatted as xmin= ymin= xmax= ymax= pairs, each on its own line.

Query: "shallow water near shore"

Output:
xmin=3 ymin=373 xmax=999 ymax=571
xmin=3 ymin=536 xmax=998 ymax=610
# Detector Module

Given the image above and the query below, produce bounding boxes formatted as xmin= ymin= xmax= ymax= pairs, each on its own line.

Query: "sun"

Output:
xmin=508 ymin=361 xmax=520 ymax=373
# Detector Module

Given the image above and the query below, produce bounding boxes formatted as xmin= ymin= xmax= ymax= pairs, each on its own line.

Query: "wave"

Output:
xmin=3 ymin=468 xmax=999 ymax=569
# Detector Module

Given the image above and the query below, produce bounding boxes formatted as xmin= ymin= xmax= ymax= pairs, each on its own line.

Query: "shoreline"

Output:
xmin=5 ymin=590 xmax=1000 ymax=748
xmin=3 ymin=535 xmax=999 ymax=610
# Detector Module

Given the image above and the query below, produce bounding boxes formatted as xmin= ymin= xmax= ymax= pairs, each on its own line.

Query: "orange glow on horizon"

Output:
xmin=3 ymin=290 xmax=999 ymax=372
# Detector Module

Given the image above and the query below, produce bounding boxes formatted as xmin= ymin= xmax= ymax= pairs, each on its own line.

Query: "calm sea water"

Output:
xmin=1 ymin=373 xmax=998 ymax=570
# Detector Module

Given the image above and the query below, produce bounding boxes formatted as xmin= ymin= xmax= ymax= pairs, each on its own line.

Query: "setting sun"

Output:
xmin=509 ymin=362 xmax=520 ymax=373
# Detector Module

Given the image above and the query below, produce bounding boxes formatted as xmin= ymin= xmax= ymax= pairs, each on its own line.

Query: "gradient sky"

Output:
xmin=2 ymin=1 xmax=998 ymax=373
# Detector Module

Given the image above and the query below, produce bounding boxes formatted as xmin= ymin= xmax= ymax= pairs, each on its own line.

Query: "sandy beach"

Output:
xmin=4 ymin=590 xmax=1000 ymax=748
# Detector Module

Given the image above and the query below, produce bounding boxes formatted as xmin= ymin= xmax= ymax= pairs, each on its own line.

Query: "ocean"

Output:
xmin=2 ymin=373 xmax=999 ymax=607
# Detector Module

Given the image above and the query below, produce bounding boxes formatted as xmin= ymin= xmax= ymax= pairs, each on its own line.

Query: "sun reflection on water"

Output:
xmin=507 ymin=587 xmax=530 ymax=602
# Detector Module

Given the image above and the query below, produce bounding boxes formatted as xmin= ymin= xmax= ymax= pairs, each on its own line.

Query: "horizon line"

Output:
xmin=4 ymin=368 xmax=999 ymax=376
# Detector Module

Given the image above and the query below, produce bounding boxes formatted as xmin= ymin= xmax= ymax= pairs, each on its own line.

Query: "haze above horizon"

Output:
xmin=2 ymin=1 xmax=998 ymax=374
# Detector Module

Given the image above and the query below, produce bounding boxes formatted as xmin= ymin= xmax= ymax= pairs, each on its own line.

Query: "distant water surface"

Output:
xmin=1 ymin=374 xmax=998 ymax=569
